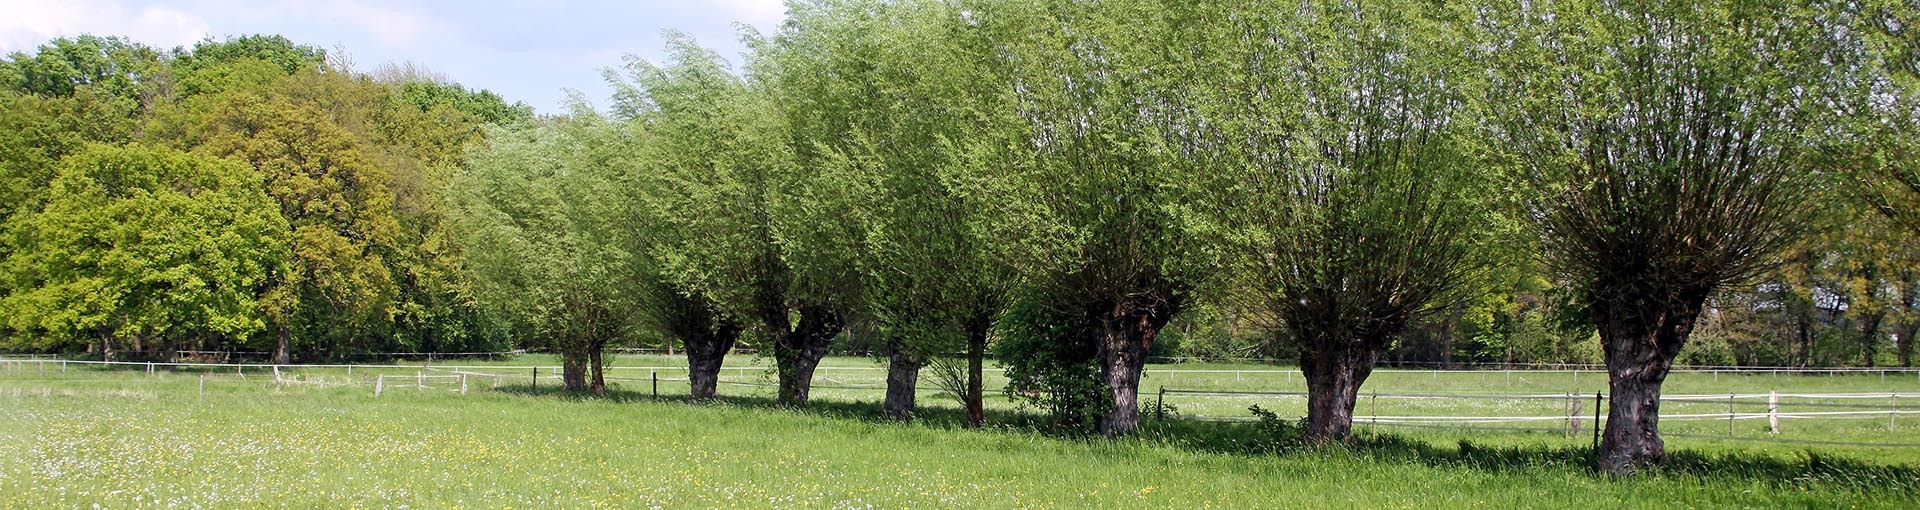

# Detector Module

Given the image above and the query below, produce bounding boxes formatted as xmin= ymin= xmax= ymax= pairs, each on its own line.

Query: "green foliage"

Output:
xmin=1188 ymin=0 xmax=1506 ymax=364
xmin=0 ymin=35 xmax=165 ymax=102
xmin=0 ymin=144 xmax=285 ymax=352
xmin=1489 ymin=0 xmax=1872 ymax=297
xmin=196 ymin=94 xmax=401 ymax=354
xmin=392 ymin=81 xmax=533 ymax=126
xmin=994 ymin=287 xmax=1109 ymax=433
xmin=171 ymin=35 xmax=325 ymax=77
xmin=763 ymin=0 xmax=1019 ymax=363
xmin=612 ymin=33 xmax=796 ymax=324
xmin=447 ymin=117 xmax=636 ymax=388
xmin=959 ymin=0 xmax=1219 ymax=294
xmin=0 ymin=88 xmax=140 ymax=223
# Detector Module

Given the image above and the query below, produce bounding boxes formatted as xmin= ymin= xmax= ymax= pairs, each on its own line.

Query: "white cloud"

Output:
xmin=0 ymin=0 xmax=209 ymax=52
xmin=709 ymin=0 xmax=786 ymax=32
xmin=287 ymin=1 xmax=436 ymax=46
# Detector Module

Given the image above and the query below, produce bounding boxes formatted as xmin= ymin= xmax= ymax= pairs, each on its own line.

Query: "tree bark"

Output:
xmin=1095 ymin=296 xmax=1177 ymax=438
xmin=1600 ymin=360 xmax=1667 ymax=474
xmin=1593 ymin=285 xmax=1707 ymax=476
xmin=589 ymin=341 xmax=606 ymax=395
xmin=774 ymin=305 xmax=842 ymax=407
xmin=883 ymin=344 xmax=922 ymax=421
xmin=685 ymin=319 xmax=742 ymax=401
xmin=965 ymin=310 xmax=990 ymax=429
xmin=273 ymin=326 xmax=291 ymax=365
xmin=561 ymin=345 xmax=589 ymax=392
xmin=1300 ymin=341 xmax=1381 ymax=441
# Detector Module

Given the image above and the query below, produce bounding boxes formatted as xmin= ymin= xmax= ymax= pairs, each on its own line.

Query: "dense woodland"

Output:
xmin=2 ymin=0 xmax=1917 ymax=475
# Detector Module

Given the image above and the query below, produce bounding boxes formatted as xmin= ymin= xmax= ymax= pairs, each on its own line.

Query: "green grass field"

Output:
xmin=1 ymin=356 xmax=1916 ymax=508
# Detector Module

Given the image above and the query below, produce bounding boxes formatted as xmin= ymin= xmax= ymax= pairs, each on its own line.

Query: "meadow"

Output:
xmin=1 ymin=355 xmax=1916 ymax=508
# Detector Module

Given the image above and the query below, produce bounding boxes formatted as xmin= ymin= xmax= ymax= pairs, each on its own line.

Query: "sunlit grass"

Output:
xmin=0 ymin=359 xmax=1916 ymax=508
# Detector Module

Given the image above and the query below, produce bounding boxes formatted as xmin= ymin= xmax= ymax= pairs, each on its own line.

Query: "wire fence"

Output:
xmin=3 ymin=357 xmax=1916 ymax=449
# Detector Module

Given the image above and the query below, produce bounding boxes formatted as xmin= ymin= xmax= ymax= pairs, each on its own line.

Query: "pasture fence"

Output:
xmin=4 ymin=357 xmax=1917 ymax=448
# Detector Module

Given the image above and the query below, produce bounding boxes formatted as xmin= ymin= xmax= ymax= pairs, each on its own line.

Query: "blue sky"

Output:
xmin=0 ymin=0 xmax=787 ymax=113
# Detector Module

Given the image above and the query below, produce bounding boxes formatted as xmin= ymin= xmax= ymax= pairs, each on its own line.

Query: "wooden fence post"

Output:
xmin=1768 ymin=390 xmax=1779 ymax=434
xmin=1565 ymin=393 xmax=1577 ymax=437
xmin=1591 ymin=392 xmax=1602 ymax=452
xmin=1368 ymin=391 xmax=1377 ymax=425
xmin=1727 ymin=394 xmax=1736 ymax=436
xmin=652 ymin=371 xmax=658 ymax=398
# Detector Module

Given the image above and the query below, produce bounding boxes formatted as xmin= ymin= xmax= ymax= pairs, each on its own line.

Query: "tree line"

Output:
xmin=0 ymin=34 xmax=534 ymax=363
xmin=3 ymin=0 xmax=1917 ymax=476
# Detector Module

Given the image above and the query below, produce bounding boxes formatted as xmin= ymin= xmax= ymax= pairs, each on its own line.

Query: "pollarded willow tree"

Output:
xmin=613 ymin=33 xmax=859 ymax=406
xmin=764 ymin=0 xmax=1021 ymax=422
xmin=1487 ymin=0 xmax=1876 ymax=474
xmin=1196 ymin=0 xmax=1506 ymax=442
xmin=447 ymin=117 xmax=634 ymax=393
xmin=965 ymin=0 xmax=1221 ymax=437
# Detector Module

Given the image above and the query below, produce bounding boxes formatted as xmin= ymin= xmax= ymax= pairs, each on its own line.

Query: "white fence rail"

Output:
xmin=5 ymin=357 xmax=1916 ymax=447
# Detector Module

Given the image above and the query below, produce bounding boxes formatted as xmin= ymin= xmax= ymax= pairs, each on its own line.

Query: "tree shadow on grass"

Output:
xmin=1135 ymin=414 xmax=1920 ymax=494
xmin=492 ymin=384 xmax=1919 ymax=495
xmin=495 ymin=384 xmax=1042 ymax=431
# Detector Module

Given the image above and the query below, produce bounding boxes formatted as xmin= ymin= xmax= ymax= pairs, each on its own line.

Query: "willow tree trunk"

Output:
xmin=774 ymin=306 xmax=842 ymax=407
xmin=883 ymin=344 xmax=922 ymax=421
xmin=965 ymin=312 xmax=990 ymax=429
xmin=561 ymin=346 xmax=589 ymax=392
xmin=1594 ymin=287 xmax=1707 ymax=476
xmin=1300 ymin=341 xmax=1382 ymax=441
xmin=589 ymin=344 xmax=606 ymax=395
xmin=685 ymin=320 xmax=742 ymax=401
xmin=1096 ymin=298 xmax=1177 ymax=438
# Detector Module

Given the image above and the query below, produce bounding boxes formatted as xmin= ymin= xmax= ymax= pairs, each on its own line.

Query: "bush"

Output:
xmin=995 ymin=288 xmax=1110 ymax=435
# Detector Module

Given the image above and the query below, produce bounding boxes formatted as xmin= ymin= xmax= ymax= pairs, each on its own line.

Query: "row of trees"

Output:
xmin=443 ymin=0 xmax=1918 ymax=476
xmin=3 ymin=0 xmax=1915 ymax=477
xmin=0 ymin=34 xmax=533 ymax=363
